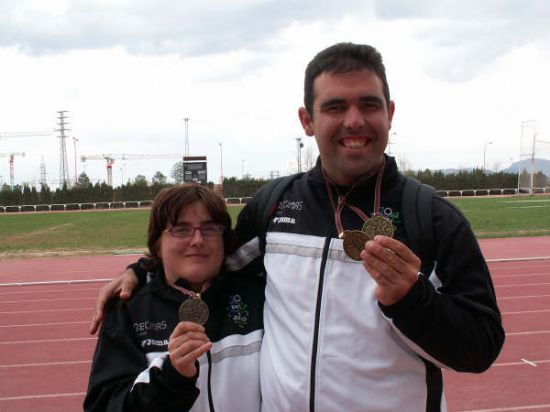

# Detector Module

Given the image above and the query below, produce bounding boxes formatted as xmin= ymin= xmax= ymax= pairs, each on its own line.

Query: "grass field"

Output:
xmin=0 ymin=207 xmax=244 ymax=258
xmin=449 ymin=195 xmax=550 ymax=238
xmin=1 ymin=195 xmax=549 ymax=258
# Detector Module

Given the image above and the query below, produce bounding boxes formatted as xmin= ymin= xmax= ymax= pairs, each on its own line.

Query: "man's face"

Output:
xmin=299 ymin=69 xmax=395 ymax=186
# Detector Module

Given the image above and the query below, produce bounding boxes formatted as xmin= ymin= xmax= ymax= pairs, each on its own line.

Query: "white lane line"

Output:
xmin=502 ymin=309 xmax=550 ymax=315
xmin=521 ymin=359 xmax=538 ymax=367
xmin=0 ymin=279 xmax=112 ymax=287
xmin=506 ymin=205 xmax=550 ymax=209
xmin=496 ymin=273 xmax=550 ymax=279
xmin=0 ymin=287 xmax=99 ymax=296
xmin=0 ymin=392 xmax=86 ymax=402
xmin=0 ymin=308 xmax=90 ymax=315
xmin=459 ymin=403 xmax=550 ymax=411
xmin=501 ymin=199 xmax=550 ymax=203
xmin=0 ymin=296 xmax=96 ymax=303
xmin=0 ymin=321 xmax=88 ymax=328
xmin=0 ymin=360 xmax=91 ymax=369
xmin=498 ymin=294 xmax=550 ymax=300
xmin=0 ymin=337 xmax=96 ymax=345
xmin=493 ymin=359 xmax=550 ymax=367
xmin=496 ymin=282 xmax=550 ymax=288
xmin=487 ymin=257 xmax=550 ymax=263
xmin=506 ymin=330 xmax=550 ymax=336
xmin=492 ymin=271 xmax=550 ymax=275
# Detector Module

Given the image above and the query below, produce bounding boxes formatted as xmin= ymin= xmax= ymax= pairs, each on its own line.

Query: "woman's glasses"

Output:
xmin=165 ymin=223 xmax=225 ymax=238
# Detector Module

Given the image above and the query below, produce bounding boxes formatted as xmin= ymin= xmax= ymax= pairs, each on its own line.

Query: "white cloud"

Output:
xmin=0 ymin=1 xmax=549 ymax=187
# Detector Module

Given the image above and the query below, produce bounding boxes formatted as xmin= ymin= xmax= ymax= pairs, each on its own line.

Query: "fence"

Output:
xmin=0 ymin=200 xmax=153 ymax=213
xmin=436 ymin=187 xmax=549 ymax=197
xmin=1 ymin=189 xmax=549 ymax=213
xmin=0 ymin=197 xmax=255 ymax=213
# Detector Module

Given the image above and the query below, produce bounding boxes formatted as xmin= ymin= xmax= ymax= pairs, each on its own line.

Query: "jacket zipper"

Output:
xmin=309 ymin=235 xmax=332 ymax=412
xmin=207 ymin=351 xmax=216 ymax=412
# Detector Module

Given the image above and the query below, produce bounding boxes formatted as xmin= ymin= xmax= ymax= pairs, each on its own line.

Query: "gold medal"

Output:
xmin=362 ymin=215 xmax=395 ymax=238
xmin=342 ymin=230 xmax=370 ymax=261
xmin=178 ymin=296 xmax=209 ymax=325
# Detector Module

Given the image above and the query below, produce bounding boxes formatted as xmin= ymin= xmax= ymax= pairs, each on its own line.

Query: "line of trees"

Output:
xmin=0 ymin=172 xmax=174 ymax=206
xmin=405 ymin=168 xmax=548 ymax=190
xmin=1 ymin=169 xmax=548 ymax=207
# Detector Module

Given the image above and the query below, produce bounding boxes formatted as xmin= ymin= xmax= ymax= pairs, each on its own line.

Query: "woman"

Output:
xmin=84 ymin=184 xmax=264 ymax=411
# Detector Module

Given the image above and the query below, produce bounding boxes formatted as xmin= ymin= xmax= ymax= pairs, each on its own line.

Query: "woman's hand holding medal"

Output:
xmin=360 ymin=235 xmax=421 ymax=306
xmin=168 ymin=321 xmax=212 ymax=378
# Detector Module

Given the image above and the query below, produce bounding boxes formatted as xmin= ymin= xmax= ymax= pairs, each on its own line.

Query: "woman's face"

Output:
xmin=158 ymin=201 xmax=224 ymax=291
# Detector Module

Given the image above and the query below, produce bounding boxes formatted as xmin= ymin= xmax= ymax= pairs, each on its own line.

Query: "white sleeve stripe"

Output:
xmin=197 ymin=340 xmax=262 ymax=366
xmin=224 ymin=237 xmax=262 ymax=271
xmin=130 ymin=352 xmax=168 ymax=391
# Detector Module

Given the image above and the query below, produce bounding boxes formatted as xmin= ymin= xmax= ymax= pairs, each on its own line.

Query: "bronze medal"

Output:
xmin=362 ymin=225 xmax=376 ymax=241
xmin=342 ymin=230 xmax=370 ymax=261
xmin=178 ymin=296 xmax=209 ymax=325
xmin=362 ymin=215 xmax=395 ymax=238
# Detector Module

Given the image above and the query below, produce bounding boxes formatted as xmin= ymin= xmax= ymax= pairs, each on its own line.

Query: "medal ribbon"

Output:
xmin=323 ymin=159 xmax=386 ymax=237
xmin=169 ymin=280 xmax=211 ymax=299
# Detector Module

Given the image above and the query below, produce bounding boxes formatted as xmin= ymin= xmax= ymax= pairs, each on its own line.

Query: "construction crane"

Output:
xmin=80 ymin=154 xmax=183 ymax=186
xmin=0 ymin=132 xmax=51 ymax=186
xmin=0 ymin=152 xmax=25 ymax=188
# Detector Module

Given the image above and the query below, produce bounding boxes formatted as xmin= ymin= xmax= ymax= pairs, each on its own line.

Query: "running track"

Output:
xmin=0 ymin=237 xmax=549 ymax=412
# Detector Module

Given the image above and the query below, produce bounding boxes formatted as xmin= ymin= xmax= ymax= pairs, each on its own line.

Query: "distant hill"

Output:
xmin=501 ymin=158 xmax=550 ymax=176
xmin=434 ymin=158 xmax=550 ymax=176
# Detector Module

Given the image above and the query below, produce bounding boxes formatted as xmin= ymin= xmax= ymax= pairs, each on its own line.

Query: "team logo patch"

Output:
xmin=226 ymin=294 xmax=249 ymax=328
xmin=379 ymin=206 xmax=401 ymax=227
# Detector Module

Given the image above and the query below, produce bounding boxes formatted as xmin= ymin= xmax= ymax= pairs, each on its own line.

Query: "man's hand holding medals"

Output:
xmin=340 ymin=212 xmax=421 ymax=307
xmin=360 ymin=234 xmax=421 ymax=306
xmin=327 ymin=161 xmax=421 ymax=307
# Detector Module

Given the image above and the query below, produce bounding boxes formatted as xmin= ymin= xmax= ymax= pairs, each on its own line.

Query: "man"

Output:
xmin=91 ymin=42 xmax=504 ymax=411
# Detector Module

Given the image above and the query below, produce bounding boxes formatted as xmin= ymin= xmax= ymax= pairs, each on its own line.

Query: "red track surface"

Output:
xmin=1 ymin=238 xmax=549 ymax=412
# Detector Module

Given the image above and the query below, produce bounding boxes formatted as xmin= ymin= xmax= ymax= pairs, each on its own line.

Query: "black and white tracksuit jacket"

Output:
xmin=228 ymin=156 xmax=504 ymax=412
xmin=84 ymin=267 xmax=265 ymax=412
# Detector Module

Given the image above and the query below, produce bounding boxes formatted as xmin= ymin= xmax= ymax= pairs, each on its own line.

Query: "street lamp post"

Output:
xmin=296 ymin=137 xmax=303 ymax=172
xmin=219 ymin=142 xmax=223 ymax=192
xmin=388 ymin=132 xmax=397 ymax=155
xmin=183 ymin=117 xmax=190 ymax=157
xmin=483 ymin=141 xmax=493 ymax=173
xmin=242 ymin=159 xmax=245 ymax=178
xmin=72 ymin=137 xmax=79 ymax=185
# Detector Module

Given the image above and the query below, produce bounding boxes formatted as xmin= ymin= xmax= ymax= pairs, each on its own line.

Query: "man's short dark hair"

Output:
xmin=304 ymin=42 xmax=390 ymax=116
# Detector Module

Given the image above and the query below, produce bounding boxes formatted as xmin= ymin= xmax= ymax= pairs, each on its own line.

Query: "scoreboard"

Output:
xmin=183 ymin=156 xmax=207 ymax=185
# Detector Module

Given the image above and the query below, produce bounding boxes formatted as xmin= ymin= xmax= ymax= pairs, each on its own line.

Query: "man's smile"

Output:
xmin=339 ymin=136 xmax=371 ymax=149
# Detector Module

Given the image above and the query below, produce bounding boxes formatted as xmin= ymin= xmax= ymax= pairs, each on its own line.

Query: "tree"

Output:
xmin=39 ymin=184 xmax=52 ymax=204
xmin=222 ymin=176 xmax=269 ymax=198
xmin=134 ymin=175 xmax=149 ymax=186
xmin=152 ymin=171 xmax=167 ymax=185
xmin=22 ymin=184 xmax=32 ymax=204
xmin=78 ymin=172 xmax=92 ymax=188
xmin=171 ymin=161 xmax=184 ymax=183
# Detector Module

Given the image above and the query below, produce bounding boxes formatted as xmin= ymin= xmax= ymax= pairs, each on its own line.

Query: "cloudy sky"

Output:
xmin=1 ymin=0 xmax=549 ymax=188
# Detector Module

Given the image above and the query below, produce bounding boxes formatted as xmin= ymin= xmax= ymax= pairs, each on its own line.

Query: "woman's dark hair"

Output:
xmin=147 ymin=184 xmax=236 ymax=262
